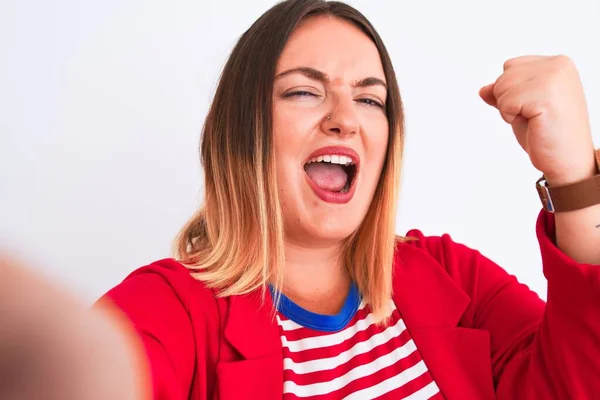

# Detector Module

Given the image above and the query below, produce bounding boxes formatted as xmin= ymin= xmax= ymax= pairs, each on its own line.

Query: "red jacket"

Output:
xmin=99 ymin=210 xmax=600 ymax=399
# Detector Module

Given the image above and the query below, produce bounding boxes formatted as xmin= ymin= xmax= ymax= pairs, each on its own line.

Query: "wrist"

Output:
xmin=544 ymin=158 xmax=598 ymax=187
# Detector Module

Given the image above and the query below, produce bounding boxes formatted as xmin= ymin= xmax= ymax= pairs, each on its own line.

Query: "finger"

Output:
xmin=492 ymin=71 xmax=535 ymax=106
xmin=495 ymin=81 xmax=542 ymax=124
xmin=479 ymin=83 xmax=497 ymax=107
xmin=496 ymin=85 xmax=525 ymax=124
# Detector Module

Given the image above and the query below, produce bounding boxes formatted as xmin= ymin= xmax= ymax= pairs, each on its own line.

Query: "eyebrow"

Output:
xmin=275 ymin=66 xmax=388 ymax=90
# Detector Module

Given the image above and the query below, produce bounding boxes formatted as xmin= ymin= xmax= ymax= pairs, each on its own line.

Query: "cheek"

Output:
xmin=272 ymin=105 xmax=304 ymax=159
xmin=272 ymin=102 xmax=315 ymax=139
xmin=272 ymin=106 xmax=307 ymax=199
xmin=271 ymin=104 xmax=320 ymax=180
xmin=365 ymin=119 xmax=390 ymax=171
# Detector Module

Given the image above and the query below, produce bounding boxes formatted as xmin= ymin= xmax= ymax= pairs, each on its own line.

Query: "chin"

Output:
xmin=306 ymin=213 xmax=364 ymax=244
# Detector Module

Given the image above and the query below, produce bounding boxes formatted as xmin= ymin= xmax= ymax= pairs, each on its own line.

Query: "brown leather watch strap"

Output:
xmin=536 ymin=148 xmax=600 ymax=213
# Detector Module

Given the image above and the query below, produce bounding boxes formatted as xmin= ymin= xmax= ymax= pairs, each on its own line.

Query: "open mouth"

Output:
xmin=303 ymin=153 xmax=358 ymax=196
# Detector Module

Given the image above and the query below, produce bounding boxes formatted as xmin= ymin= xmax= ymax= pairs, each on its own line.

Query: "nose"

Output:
xmin=321 ymin=97 xmax=359 ymax=137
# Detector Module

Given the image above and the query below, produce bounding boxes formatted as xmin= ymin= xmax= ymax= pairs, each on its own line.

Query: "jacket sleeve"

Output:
xmin=94 ymin=259 xmax=218 ymax=400
xmin=414 ymin=210 xmax=600 ymax=399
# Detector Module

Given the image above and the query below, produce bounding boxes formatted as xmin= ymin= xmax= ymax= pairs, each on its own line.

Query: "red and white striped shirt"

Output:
xmin=274 ymin=284 xmax=443 ymax=400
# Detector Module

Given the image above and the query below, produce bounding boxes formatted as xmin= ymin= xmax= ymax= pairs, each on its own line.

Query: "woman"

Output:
xmin=1 ymin=0 xmax=599 ymax=399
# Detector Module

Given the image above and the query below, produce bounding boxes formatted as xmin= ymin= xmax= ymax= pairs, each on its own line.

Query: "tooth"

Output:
xmin=323 ymin=155 xmax=331 ymax=162
xmin=317 ymin=156 xmax=323 ymax=162
xmin=331 ymin=155 xmax=339 ymax=164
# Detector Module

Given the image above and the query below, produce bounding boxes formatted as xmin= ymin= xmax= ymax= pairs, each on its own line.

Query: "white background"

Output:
xmin=1 ymin=0 xmax=599 ymax=303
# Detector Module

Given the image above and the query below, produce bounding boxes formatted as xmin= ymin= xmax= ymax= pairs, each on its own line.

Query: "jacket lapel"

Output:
xmin=223 ymin=289 xmax=281 ymax=358
xmin=216 ymin=241 xmax=496 ymax=400
xmin=217 ymin=289 xmax=283 ymax=399
xmin=393 ymin=243 xmax=496 ymax=399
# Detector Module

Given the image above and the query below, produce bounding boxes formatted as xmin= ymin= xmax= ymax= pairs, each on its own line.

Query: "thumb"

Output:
xmin=479 ymin=83 xmax=497 ymax=107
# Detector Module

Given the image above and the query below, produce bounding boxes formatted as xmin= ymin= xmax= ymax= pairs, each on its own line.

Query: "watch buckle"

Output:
xmin=536 ymin=177 xmax=555 ymax=213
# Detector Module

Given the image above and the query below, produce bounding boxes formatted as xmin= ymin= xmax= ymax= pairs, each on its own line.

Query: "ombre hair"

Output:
xmin=174 ymin=0 xmax=411 ymax=323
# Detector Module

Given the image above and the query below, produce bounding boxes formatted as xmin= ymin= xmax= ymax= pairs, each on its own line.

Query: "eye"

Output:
xmin=357 ymin=98 xmax=384 ymax=108
xmin=283 ymin=90 xmax=319 ymax=98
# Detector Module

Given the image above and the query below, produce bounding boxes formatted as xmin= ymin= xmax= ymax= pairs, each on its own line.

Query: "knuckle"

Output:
xmin=503 ymin=59 xmax=514 ymax=71
xmin=552 ymin=55 xmax=574 ymax=71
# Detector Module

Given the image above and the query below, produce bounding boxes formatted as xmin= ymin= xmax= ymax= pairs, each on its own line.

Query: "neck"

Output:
xmin=280 ymin=239 xmax=351 ymax=315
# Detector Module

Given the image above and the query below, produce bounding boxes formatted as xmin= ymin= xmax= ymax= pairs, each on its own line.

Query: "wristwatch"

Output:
xmin=536 ymin=148 xmax=600 ymax=213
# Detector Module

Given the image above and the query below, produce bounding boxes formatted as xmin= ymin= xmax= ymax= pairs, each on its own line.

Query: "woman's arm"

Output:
xmin=555 ymin=204 xmax=600 ymax=264
xmin=551 ymin=166 xmax=600 ymax=265
xmin=0 ymin=256 xmax=148 ymax=400
xmin=479 ymin=54 xmax=598 ymax=266
xmin=421 ymin=210 xmax=600 ymax=399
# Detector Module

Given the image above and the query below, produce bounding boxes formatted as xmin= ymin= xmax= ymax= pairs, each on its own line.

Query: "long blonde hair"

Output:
xmin=174 ymin=0 xmax=411 ymax=323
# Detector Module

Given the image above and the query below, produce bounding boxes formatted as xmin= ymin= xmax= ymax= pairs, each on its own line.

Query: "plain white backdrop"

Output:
xmin=1 ymin=0 xmax=599 ymax=303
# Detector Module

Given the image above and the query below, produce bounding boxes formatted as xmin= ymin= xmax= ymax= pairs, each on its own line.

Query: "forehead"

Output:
xmin=275 ymin=15 xmax=386 ymax=83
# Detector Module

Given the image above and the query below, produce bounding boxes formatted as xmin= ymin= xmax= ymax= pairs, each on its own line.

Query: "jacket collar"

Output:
xmin=392 ymin=241 xmax=470 ymax=329
xmin=222 ymin=240 xmax=471 ymax=353
xmin=220 ymin=239 xmax=495 ymax=399
xmin=223 ymin=287 xmax=281 ymax=359
xmin=391 ymin=240 xmax=495 ymax=399
xmin=218 ymin=288 xmax=283 ymax=399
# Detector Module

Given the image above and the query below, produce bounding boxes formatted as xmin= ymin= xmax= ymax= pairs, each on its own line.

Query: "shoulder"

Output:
xmin=103 ymin=258 xmax=217 ymax=302
xmin=393 ymin=227 xmax=528 ymax=313
xmin=97 ymin=260 xmax=223 ymax=395
xmin=393 ymin=228 xmax=499 ymax=294
xmin=394 ymin=228 xmax=478 ymax=272
xmin=99 ymin=258 xmax=221 ymax=326
xmin=391 ymin=228 xmax=513 ymax=329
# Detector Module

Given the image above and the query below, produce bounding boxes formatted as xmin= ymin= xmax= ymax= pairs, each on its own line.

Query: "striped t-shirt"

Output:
xmin=272 ymin=283 xmax=443 ymax=399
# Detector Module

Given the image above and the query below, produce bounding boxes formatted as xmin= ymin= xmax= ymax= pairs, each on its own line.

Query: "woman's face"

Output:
xmin=272 ymin=15 xmax=389 ymax=247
